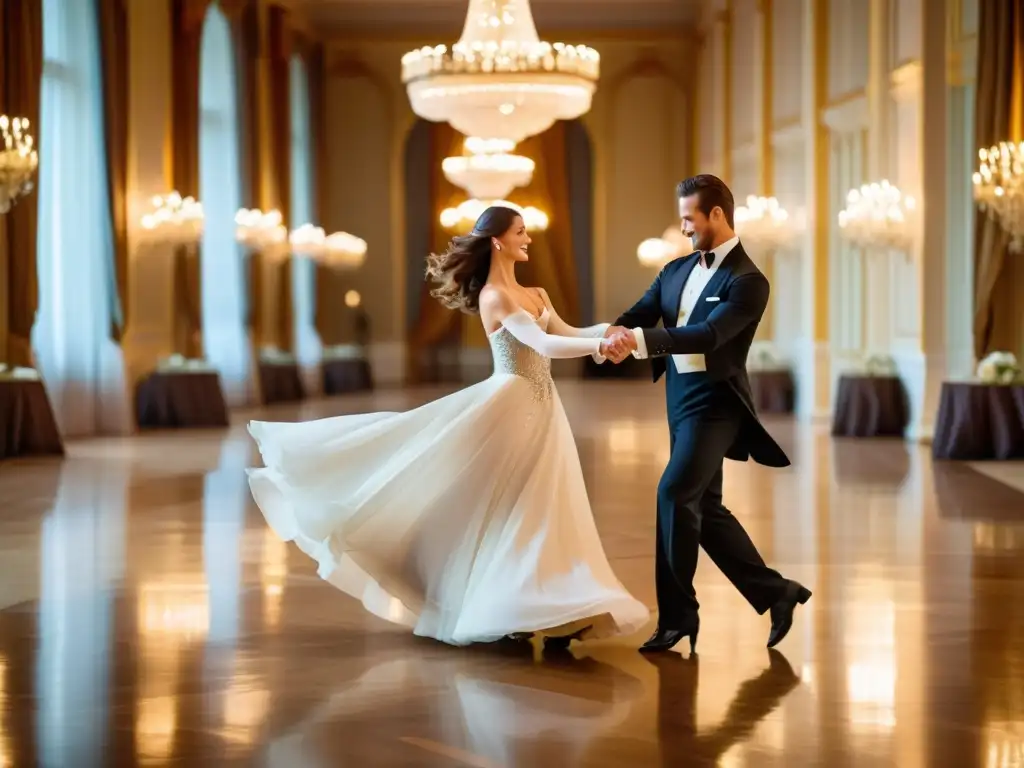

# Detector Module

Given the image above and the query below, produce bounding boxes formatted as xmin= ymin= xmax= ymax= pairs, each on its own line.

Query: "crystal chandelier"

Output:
xmin=289 ymin=223 xmax=367 ymax=269
xmin=443 ymin=137 xmax=534 ymax=199
xmin=402 ymin=0 xmax=599 ymax=143
xmin=838 ymin=180 xmax=916 ymax=251
xmin=734 ymin=195 xmax=792 ymax=252
xmin=440 ymin=198 xmax=548 ymax=232
xmin=973 ymin=141 xmax=1024 ymax=252
xmin=637 ymin=227 xmax=689 ymax=268
xmin=140 ymin=191 xmax=205 ymax=246
xmin=235 ymin=207 xmax=288 ymax=254
xmin=0 ymin=115 xmax=38 ymax=214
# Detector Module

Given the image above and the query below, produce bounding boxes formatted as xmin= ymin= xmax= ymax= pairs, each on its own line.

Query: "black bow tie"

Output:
xmin=701 ymin=251 xmax=715 ymax=268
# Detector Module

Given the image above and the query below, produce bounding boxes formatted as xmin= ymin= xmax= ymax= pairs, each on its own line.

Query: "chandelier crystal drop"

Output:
xmin=734 ymin=195 xmax=792 ymax=252
xmin=443 ymin=136 xmax=535 ymax=200
xmin=402 ymin=0 xmax=599 ymax=143
xmin=0 ymin=115 xmax=38 ymax=214
xmin=440 ymin=198 xmax=548 ymax=232
xmin=973 ymin=141 xmax=1024 ymax=252
xmin=837 ymin=180 xmax=916 ymax=251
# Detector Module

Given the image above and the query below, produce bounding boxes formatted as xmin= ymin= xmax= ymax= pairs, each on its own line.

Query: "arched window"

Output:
xmin=198 ymin=4 xmax=249 ymax=406
xmin=33 ymin=0 xmax=125 ymax=437
xmin=289 ymin=54 xmax=322 ymax=385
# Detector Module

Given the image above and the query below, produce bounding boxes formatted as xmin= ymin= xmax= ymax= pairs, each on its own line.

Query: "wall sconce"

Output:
xmin=139 ymin=191 xmax=204 ymax=246
xmin=235 ymin=208 xmax=288 ymax=257
xmin=289 ymin=223 xmax=367 ymax=269
xmin=637 ymin=226 xmax=689 ymax=268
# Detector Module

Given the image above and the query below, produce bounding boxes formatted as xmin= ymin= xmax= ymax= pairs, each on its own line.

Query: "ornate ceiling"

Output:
xmin=298 ymin=0 xmax=701 ymax=35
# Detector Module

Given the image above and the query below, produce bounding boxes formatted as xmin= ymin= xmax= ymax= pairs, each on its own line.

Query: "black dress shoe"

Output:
xmin=639 ymin=619 xmax=699 ymax=654
xmin=767 ymin=581 xmax=812 ymax=648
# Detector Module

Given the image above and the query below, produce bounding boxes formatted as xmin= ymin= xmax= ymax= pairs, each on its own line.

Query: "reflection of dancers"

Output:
xmin=264 ymin=648 xmax=645 ymax=767
xmin=647 ymin=649 xmax=801 ymax=765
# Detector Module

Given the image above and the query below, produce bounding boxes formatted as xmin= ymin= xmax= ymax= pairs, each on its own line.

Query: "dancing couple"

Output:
xmin=247 ymin=174 xmax=811 ymax=654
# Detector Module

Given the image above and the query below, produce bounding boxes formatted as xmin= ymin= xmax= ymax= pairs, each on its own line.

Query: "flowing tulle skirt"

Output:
xmin=247 ymin=373 xmax=650 ymax=646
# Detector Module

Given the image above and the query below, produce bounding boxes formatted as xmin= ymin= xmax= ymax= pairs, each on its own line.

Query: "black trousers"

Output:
xmin=655 ymin=381 xmax=787 ymax=627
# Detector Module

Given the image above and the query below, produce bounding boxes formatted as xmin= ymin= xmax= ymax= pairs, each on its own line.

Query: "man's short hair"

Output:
xmin=676 ymin=174 xmax=735 ymax=228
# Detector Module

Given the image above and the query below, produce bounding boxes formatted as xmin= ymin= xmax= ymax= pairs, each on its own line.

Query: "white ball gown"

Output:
xmin=247 ymin=305 xmax=650 ymax=645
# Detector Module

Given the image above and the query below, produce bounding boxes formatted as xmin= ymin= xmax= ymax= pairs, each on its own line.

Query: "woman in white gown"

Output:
xmin=247 ymin=205 xmax=650 ymax=648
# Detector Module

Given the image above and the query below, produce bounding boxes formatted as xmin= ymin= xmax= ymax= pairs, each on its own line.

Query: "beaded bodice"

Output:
xmin=488 ymin=310 xmax=553 ymax=401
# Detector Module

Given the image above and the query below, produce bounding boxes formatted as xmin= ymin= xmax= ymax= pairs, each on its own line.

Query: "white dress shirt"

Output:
xmin=631 ymin=236 xmax=739 ymax=373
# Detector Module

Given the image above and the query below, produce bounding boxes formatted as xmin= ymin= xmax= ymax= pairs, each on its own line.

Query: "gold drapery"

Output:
xmin=406 ymin=123 xmax=467 ymax=382
xmin=0 ymin=0 xmax=43 ymax=367
xmin=268 ymin=5 xmax=293 ymax=352
xmin=97 ymin=0 xmax=130 ymax=342
xmin=235 ymin=0 xmax=264 ymax=347
xmin=972 ymin=0 xmax=1024 ymax=360
xmin=169 ymin=0 xmax=209 ymax=359
xmin=419 ymin=122 xmax=579 ymax=358
xmin=306 ymin=42 xmax=335 ymax=345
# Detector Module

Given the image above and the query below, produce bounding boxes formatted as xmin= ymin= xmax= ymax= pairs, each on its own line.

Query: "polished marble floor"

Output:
xmin=1 ymin=381 xmax=1023 ymax=767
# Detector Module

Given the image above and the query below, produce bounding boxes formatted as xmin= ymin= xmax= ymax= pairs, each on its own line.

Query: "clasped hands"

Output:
xmin=599 ymin=326 xmax=637 ymax=363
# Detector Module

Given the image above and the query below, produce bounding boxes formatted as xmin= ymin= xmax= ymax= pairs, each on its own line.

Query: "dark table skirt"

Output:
xmin=0 ymin=379 xmax=64 ymax=460
xmin=258 ymin=362 xmax=305 ymax=405
xmin=831 ymin=374 xmax=909 ymax=438
xmin=749 ymin=369 xmax=795 ymax=414
xmin=322 ymin=358 xmax=373 ymax=396
xmin=932 ymin=382 xmax=1024 ymax=460
xmin=135 ymin=371 xmax=229 ymax=430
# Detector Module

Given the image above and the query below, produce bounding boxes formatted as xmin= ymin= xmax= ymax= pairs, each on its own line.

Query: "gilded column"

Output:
xmin=864 ymin=0 xmax=892 ymax=353
xmin=799 ymin=0 xmax=831 ymax=421
xmin=753 ymin=0 xmax=774 ymax=341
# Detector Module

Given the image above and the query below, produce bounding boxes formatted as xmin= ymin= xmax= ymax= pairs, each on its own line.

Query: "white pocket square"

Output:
xmin=705 ymin=296 xmax=721 ymax=302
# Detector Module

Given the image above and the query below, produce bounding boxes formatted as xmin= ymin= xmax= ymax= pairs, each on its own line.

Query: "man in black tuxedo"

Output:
xmin=602 ymin=174 xmax=810 ymax=653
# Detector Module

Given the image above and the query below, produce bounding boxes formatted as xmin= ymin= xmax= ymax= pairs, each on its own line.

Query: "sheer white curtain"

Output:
xmin=199 ymin=5 xmax=250 ymax=407
xmin=33 ymin=0 xmax=127 ymax=437
xmin=289 ymin=55 xmax=322 ymax=393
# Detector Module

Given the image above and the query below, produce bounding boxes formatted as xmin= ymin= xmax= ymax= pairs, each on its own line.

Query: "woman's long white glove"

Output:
xmin=500 ymin=310 xmax=606 ymax=359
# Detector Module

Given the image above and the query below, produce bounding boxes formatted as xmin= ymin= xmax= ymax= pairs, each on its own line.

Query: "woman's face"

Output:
xmin=494 ymin=216 xmax=531 ymax=262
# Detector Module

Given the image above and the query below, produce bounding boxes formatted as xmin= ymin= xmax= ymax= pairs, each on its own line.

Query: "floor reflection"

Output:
xmin=0 ymin=384 xmax=1022 ymax=765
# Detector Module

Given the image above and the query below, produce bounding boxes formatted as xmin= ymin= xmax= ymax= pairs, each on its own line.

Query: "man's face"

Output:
xmin=679 ymin=194 xmax=716 ymax=252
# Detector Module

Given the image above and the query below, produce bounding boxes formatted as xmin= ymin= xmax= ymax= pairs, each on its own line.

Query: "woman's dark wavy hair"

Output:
xmin=425 ymin=205 xmax=522 ymax=314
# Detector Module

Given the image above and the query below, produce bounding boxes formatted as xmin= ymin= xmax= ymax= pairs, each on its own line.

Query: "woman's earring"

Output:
xmin=494 ymin=241 xmax=501 ymax=251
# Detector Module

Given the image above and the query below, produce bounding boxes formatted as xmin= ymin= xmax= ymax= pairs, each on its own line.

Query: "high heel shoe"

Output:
xmin=543 ymin=626 xmax=590 ymax=652
xmin=639 ymin=618 xmax=699 ymax=654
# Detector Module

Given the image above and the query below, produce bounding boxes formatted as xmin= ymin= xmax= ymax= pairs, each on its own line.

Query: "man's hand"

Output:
xmin=600 ymin=329 xmax=637 ymax=363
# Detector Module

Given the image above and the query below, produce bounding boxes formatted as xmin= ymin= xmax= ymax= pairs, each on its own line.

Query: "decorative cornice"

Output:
xmin=770 ymin=119 xmax=806 ymax=150
xmin=890 ymin=60 xmax=923 ymax=103
xmin=821 ymin=93 xmax=868 ymax=134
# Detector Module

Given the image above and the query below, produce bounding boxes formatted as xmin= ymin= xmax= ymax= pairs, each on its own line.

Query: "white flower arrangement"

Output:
xmin=156 ymin=354 xmax=211 ymax=372
xmin=747 ymin=341 xmax=785 ymax=371
xmin=260 ymin=346 xmax=297 ymax=365
xmin=861 ymin=352 xmax=897 ymax=377
xmin=0 ymin=364 xmax=40 ymax=380
xmin=322 ymin=344 xmax=365 ymax=361
xmin=975 ymin=351 xmax=1020 ymax=384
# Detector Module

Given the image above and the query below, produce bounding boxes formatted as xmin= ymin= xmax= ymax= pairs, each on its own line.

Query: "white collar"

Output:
xmin=701 ymin=235 xmax=739 ymax=269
